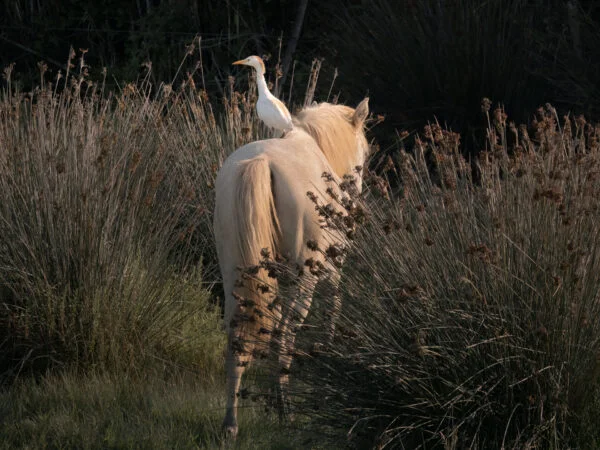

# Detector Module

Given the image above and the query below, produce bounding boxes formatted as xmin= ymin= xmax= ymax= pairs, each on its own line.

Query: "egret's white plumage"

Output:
xmin=232 ymin=55 xmax=293 ymax=132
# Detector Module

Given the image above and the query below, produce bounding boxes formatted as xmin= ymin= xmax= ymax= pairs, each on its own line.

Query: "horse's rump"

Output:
xmin=215 ymin=155 xmax=280 ymax=349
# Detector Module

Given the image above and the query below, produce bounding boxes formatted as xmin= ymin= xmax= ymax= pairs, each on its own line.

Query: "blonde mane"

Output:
xmin=293 ymin=103 xmax=360 ymax=178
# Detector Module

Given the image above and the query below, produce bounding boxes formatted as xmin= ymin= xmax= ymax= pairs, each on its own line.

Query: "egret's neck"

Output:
xmin=255 ymin=71 xmax=271 ymax=98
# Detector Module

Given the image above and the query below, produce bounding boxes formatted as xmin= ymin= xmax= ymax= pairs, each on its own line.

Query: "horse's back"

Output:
xmin=215 ymin=131 xmax=335 ymax=265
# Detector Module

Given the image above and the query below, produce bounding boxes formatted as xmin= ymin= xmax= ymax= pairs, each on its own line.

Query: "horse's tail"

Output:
xmin=232 ymin=157 xmax=280 ymax=349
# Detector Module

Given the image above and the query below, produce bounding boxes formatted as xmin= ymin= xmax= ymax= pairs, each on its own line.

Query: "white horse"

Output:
xmin=214 ymin=98 xmax=370 ymax=437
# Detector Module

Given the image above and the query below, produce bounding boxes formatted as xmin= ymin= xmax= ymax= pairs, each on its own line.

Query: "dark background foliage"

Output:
xmin=2 ymin=0 xmax=600 ymax=150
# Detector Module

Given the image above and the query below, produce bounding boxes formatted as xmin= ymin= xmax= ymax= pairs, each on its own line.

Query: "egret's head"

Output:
xmin=232 ymin=55 xmax=266 ymax=75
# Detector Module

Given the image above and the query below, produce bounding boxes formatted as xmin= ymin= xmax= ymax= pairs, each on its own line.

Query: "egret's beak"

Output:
xmin=232 ymin=59 xmax=246 ymax=66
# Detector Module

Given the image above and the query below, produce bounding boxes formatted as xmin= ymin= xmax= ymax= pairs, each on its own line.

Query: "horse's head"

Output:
xmin=294 ymin=98 xmax=370 ymax=186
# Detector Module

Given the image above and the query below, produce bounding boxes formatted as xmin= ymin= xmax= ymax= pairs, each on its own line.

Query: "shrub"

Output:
xmin=290 ymin=104 xmax=600 ymax=448
xmin=0 ymin=62 xmax=262 ymax=379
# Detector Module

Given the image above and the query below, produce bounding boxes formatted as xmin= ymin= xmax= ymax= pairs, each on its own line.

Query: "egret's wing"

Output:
xmin=272 ymin=97 xmax=292 ymax=123
xmin=257 ymin=95 xmax=293 ymax=130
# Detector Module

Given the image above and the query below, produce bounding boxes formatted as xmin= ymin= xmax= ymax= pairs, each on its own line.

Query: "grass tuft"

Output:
xmin=0 ymin=66 xmax=258 ymax=378
xmin=288 ymin=104 xmax=600 ymax=449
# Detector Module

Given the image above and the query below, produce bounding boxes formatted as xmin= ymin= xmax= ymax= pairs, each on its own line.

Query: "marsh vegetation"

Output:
xmin=2 ymin=31 xmax=600 ymax=449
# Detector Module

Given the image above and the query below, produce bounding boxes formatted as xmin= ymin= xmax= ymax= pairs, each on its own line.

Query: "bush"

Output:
xmin=290 ymin=104 xmax=600 ymax=448
xmin=0 ymin=61 xmax=265 ymax=379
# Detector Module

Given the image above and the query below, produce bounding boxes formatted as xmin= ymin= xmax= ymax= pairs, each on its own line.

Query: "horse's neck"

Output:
xmin=352 ymin=147 xmax=368 ymax=193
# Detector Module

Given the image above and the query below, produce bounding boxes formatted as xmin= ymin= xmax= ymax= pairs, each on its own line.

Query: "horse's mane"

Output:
xmin=293 ymin=103 xmax=359 ymax=178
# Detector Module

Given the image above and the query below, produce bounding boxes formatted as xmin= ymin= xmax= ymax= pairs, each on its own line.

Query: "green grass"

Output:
xmin=0 ymin=370 xmax=324 ymax=449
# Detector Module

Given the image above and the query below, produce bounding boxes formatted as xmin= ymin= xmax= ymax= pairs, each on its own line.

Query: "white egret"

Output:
xmin=232 ymin=55 xmax=293 ymax=133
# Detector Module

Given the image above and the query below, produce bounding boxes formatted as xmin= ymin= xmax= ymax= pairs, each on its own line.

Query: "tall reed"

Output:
xmin=286 ymin=104 xmax=600 ymax=448
xmin=0 ymin=60 xmax=262 ymax=379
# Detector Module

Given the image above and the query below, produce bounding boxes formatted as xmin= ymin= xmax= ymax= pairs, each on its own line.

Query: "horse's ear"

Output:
xmin=353 ymin=97 xmax=369 ymax=128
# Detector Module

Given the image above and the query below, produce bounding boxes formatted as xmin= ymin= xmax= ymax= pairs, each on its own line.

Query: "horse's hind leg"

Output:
xmin=275 ymin=272 xmax=318 ymax=417
xmin=322 ymin=269 xmax=342 ymax=346
xmin=223 ymin=327 xmax=252 ymax=437
xmin=221 ymin=271 xmax=255 ymax=438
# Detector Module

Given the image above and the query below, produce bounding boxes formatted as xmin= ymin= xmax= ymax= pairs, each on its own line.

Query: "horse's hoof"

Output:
xmin=311 ymin=342 xmax=325 ymax=354
xmin=222 ymin=419 xmax=238 ymax=439
xmin=276 ymin=392 xmax=292 ymax=420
